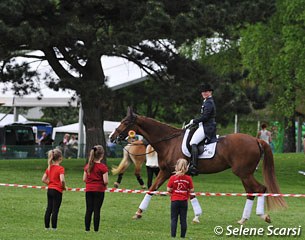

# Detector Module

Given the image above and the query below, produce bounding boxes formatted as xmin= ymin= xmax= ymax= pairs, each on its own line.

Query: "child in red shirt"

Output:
xmin=167 ymin=158 xmax=194 ymax=238
xmin=83 ymin=145 xmax=108 ymax=232
xmin=42 ymin=149 xmax=66 ymax=230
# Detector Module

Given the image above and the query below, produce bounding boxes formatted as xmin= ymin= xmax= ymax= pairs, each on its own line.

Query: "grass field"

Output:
xmin=0 ymin=153 xmax=305 ymax=239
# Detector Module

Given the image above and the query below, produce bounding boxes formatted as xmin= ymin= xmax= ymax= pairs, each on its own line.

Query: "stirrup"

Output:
xmin=188 ymin=165 xmax=199 ymax=176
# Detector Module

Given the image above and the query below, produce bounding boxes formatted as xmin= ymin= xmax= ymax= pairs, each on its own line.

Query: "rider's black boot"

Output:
xmin=189 ymin=144 xmax=199 ymax=176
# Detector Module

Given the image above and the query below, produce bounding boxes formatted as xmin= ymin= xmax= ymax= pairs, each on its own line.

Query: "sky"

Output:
xmin=0 ymin=54 xmax=148 ymax=107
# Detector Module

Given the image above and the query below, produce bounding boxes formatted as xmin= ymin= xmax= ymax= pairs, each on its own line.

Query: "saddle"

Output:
xmin=181 ymin=127 xmax=218 ymax=159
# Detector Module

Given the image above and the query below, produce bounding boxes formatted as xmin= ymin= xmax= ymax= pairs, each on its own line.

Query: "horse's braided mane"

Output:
xmin=139 ymin=115 xmax=181 ymax=132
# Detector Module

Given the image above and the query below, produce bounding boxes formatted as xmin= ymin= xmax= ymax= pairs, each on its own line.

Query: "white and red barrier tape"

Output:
xmin=1 ymin=183 xmax=305 ymax=197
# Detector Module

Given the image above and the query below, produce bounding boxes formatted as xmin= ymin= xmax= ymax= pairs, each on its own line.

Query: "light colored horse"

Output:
xmin=112 ymin=140 xmax=146 ymax=189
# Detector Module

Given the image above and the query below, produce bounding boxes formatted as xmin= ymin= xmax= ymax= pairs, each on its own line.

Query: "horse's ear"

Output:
xmin=127 ymin=106 xmax=134 ymax=117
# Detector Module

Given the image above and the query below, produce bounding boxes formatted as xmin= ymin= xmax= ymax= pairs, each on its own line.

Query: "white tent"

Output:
xmin=0 ymin=113 xmax=27 ymax=126
xmin=52 ymin=120 xmax=120 ymax=144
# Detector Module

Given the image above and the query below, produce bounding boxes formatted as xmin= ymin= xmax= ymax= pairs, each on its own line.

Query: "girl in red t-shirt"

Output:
xmin=42 ymin=149 xmax=66 ymax=230
xmin=83 ymin=145 xmax=108 ymax=232
xmin=167 ymin=158 xmax=194 ymax=238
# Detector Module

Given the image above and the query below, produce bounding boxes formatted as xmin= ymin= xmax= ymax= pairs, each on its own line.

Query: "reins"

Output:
xmin=123 ymin=147 xmax=155 ymax=157
xmin=113 ymin=113 xmax=183 ymax=156
xmin=120 ymin=132 xmax=183 ymax=157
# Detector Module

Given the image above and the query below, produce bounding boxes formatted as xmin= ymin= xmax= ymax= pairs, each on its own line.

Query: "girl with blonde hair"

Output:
xmin=167 ymin=158 xmax=194 ymax=238
xmin=42 ymin=149 xmax=66 ymax=230
xmin=83 ymin=145 xmax=108 ymax=232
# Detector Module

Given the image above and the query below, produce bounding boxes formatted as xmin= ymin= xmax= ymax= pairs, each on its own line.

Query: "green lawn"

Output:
xmin=0 ymin=153 xmax=305 ymax=239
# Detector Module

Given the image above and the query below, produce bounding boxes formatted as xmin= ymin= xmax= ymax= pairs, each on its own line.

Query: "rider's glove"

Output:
xmin=184 ymin=119 xmax=194 ymax=129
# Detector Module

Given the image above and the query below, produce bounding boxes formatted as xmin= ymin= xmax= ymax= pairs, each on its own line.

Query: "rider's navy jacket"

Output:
xmin=193 ymin=96 xmax=216 ymax=125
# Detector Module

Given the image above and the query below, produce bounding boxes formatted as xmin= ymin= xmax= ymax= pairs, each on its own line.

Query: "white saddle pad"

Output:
xmin=182 ymin=129 xmax=217 ymax=159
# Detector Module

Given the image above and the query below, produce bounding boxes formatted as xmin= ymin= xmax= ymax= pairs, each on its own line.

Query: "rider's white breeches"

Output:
xmin=190 ymin=123 xmax=205 ymax=145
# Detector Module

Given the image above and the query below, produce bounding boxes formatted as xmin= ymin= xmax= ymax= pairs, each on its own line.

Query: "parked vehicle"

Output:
xmin=20 ymin=121 xmax=53 ymax=141
xmin=0 ymin=124 xmax=36 ymax=159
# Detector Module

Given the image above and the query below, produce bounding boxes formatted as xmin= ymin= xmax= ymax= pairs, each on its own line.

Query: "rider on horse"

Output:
xmin=185 ymin=83 xmax=217 ymax=176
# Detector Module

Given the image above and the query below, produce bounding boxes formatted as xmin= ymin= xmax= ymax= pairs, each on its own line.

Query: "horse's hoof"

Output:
xmin=114 ymin=182 xmax=119 ymax=188
xmin=132 ymin=214 xmax=142 ymax=220
xmin=192 ymin=216 xmax=200 ymax=224
xmin=141 ymin=185 xmax=147 ymax=189
xmin=260 ymin=214 xmax=271 ymax=223
xmin=237 ymin=218 xmax=247 ymax=225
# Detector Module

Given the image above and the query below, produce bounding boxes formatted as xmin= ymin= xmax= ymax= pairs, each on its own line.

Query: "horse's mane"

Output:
xmin=138 ymin=115 xmax=181 ymax=133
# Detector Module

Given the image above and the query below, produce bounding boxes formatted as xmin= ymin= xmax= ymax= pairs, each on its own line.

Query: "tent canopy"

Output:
xmin=52 ymin=121 xmax=120 ymax=145
xmin=0 ymin=113 xmax=27 ymax=126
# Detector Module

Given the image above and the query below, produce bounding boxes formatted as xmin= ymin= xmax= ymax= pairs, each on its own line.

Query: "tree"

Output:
xmin=240 ymin=0 xmax=305 ymax=152
xmin=0 ymin=0 xmax=276 ymax=155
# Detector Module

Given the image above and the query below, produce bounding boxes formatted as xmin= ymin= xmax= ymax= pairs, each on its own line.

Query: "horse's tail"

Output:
xmin=111 ymin=145 xmax=131 ymax=175
xmin=260 ymin=139 xmax=288 ymax=210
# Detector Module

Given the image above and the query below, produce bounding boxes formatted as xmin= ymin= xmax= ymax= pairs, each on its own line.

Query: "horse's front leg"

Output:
xmin=190 ymin=196 xmax=202 ymax=224
xmin=132 ymin=170 xmax=171 ymax=219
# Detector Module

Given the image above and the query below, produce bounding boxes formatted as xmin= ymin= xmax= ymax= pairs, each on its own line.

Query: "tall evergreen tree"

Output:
xmin=0 ymin=0 xmax=275 ymax=154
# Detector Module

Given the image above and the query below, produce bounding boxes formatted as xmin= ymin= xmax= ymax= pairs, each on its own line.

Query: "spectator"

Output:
xmin=106 ymin=140 xmax=117 ymax=157
xmin=145 ymin=144 xmax=159 ymax=189
xmin=62 ymin=134 xmax=70 ymax=158
xmin=65 ymin=135 xmax=78 ymax=158
xmin=83 ymin=145 xmax=108 ymax=232
xmin=256 ymin=123 xmax=272 ymax=170
xmin=257 ymin=123 xmax=272 ymax=145
xmin=167 ymin=158 xmax=194 ymax=238
xmin=38 ymin=132 xmax=48 ymax=157
xmin=42 ymin=149 xmax=66 ymax=230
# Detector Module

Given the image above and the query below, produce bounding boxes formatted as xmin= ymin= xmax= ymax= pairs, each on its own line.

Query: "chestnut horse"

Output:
xmin=112 ymin=140 xmax=146 ymax=189
xmin=109 ymin=107 xmax=287 ymax=224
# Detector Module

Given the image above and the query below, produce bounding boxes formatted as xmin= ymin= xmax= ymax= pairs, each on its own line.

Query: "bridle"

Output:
xmin=113 ymin=114 xmax=137 ymax=143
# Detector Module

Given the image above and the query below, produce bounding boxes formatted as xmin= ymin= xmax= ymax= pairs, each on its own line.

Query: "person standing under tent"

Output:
xmin=167 ymin=158 xmax=194 ymax=238
xmin=42 ymin=149 xmax=66 ymax=230
xmin=38 ymin=132 xmax=48 ymax=158
xmin=83 ymin=145 xmax=108 ymax=232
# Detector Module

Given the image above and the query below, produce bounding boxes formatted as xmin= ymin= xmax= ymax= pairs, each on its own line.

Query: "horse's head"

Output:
xmin=109 ymin=107 xmax=138 ymax=144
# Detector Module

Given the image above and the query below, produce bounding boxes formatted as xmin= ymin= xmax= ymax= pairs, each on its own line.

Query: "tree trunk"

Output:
xmin=79 ymin=58 xmax=111 ymax=162
xmin=82 ymin=101 xmax=106 ymax=160
xmin=283 ymin=116 xmax=296 ymax=153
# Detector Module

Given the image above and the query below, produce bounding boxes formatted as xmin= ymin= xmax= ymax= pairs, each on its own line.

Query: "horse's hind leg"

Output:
xmin=135 ymin=174 xmax=146 ymax=189
xmin=133 ymin=155 xmax=146 ymax=189
xmin=114 ymin=173 xmax=124 ymax=188
xmin=238 ymin=175 xmax=270 ymax=225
